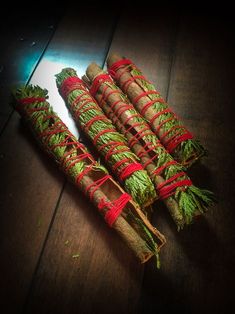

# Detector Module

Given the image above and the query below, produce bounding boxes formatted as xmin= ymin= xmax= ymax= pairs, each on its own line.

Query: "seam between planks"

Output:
xmin=165 ymin=16 xmax=181 ymax=101
xmin=101 ymin=13 xmax=121 ymax=69
xmin=21 ymin=180 xmax=67 ymax=314
xmin=21 ymin=13 xmax=121 ymax=314
xmin=137 ymin=15 xmax=181 ymax=314
xmin=0 ymin=14 xmax=63 ymax=139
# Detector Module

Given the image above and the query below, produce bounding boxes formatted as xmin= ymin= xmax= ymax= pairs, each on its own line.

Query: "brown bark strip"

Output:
xmin=107 ymin=53 xmax=205 ymax=167
xmin=84 ymin=63 xmax=208 ymax=229
xmin=85 ymin=64 xmax=185 ymax=228
xmin=13 ymin=86 xmax=166 ymax=263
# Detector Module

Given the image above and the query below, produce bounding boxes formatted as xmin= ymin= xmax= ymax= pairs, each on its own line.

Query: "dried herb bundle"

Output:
xmin=107 ymin=53 xmax=206 ymax=167
xmin=56 ymin=68 xmax=157 ymax=208
xmin=84 ymin=63 xmax=214 ymax=229
xmin=12 ymin=85 xmax=166 ymax=264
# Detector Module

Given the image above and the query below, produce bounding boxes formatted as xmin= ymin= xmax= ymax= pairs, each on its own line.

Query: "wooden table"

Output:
xmin=1 ymin=7 xmax=234 ymax=314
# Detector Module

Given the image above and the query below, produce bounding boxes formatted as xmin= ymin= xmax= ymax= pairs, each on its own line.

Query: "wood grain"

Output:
xmin=24 ymin=184 xmax=142 ymax=314
xmin=0 ymin=9 xmax=62 ymax=131
xmin=140 ymin=14 xmax=235 ymax=313
xmin=0 ymin=112 xmax=64 ymax=313
xmin=105 ymin=10 xmax=189 ymax=313
xmin=22 ymin=8 xmax=145 ymax=314
xmin=1 ymin=8 xmax=234 ymax=314
xmin=105 ymin=10 xmax=178 ymax=96
xmin=0 ymin=10 xmax=64 ymax=314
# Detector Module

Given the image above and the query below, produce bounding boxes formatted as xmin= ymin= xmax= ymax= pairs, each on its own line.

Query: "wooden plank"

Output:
xmin=29 ymin=9 xmax=118 ymax=138
xmin=0 ymin=9 xmax=62 ymax=131
xmin=106 ymin=8 xmax=187 ymax=309
xmin=0 ymin=10 xmax=64 ymax=313
xmin=0 ymin=112 xmax=64 ymax=313
xmin=141 ymin=15 xmax=235 ymax=313
xmin=106 ymin=11 xmax=178 ymax=96
xmin=25 ymin=184 xmax=142 ymax=314
xmin=22 ymin=9 xmax=145 ymax=314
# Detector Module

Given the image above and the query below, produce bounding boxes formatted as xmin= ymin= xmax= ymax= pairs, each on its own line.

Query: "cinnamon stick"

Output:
xmin=107 ymin=53 xmax=206 ymax=167
xmin=56 ymin=68 xmax=157 ymax=209
xmin=85 ymin=63 xmax=214 ymax=229
xmin=12 ymin=85 xmax=166 ymax=264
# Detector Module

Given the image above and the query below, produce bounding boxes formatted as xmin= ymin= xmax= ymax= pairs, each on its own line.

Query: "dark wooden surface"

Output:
xmin=0 ymin=7 xmax=234 ymax=314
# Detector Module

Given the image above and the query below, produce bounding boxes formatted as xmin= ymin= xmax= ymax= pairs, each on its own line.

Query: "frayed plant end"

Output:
xmin=175 ymin=185 xmax=215 ymax=225
xmin=177 ymin=139 xmax=207 ymax=168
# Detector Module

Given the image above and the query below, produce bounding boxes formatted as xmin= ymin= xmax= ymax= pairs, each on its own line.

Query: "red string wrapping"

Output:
xmin=93 ymin=128 xmax=116 ymax=145
xmin=119 ymin=163 xmax=143 ymax=181
xmin=17 ymin=96 xmax=96 ymax=181
xmin=121 ymin=75 xmax=147 ymax=93
xmin=91 ymin=70 xmax=193 ymax=201
xmin=112 ymin=158 xmax=134 ymax=171
xmin=124 ymin=121 xmax=145 ymax=135
xmin=17 ymin=95 xmax=134 ymax=229
xmin=108 ymin=59 xmax=132 ymax=78
xmin=157 ymin=172 xmax=192 ymax=199
xmin=60 ymin=76 xmax=84 ymax=98
xmin=122 ymin=113 xmax=140 ymax=126
xmin=89 ymin=74 xmax=112 ymax=96
xmin=18 ymin=97 xmax=46 ymax=105
xmin=152 ymin=160 xmax=178 ymax=176
xmin=132 ymin=91 xmax=160 ymax=106
xmin=137 ymin=142 xmax=159 ymax=158
xmin=98 ymin=193 xmax=131 ymax=226
xmin=60 ymin=76 xmax=145 ymax=184
xmin=84 ymin=116 xmax=108 ymax=131
xmin=166 ymin=132 xmax=193 ymax=153
xmin=158 ymin=179 xmax=192 ymax=199
xmin=85 ymin=174 xmax=112 ymax=200
xmin=72 ymin=98 xmax=93 ymax=113
xmin=76 ymin=165 xmax=94 ymax=185
xmin=108 ymin=59 xmax=194 ymax=153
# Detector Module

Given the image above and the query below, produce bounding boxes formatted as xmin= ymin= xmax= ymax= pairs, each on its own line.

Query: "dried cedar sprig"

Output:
xmin=56 ymin=68 xmax=157 ymax=208
xmin=84 ymin=63 xmax=214 ymax=229
xmin=107 ymin=53 xmax=206 ymax=167
xmin=12 ymin=84 xmax=166 ymax=264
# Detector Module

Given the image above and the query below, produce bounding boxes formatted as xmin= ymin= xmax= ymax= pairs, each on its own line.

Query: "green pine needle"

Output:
xmin=13 ymin=84 xmax=162 ymax=265
xmin=13 ymin=85 xmax=90 ymax=184
xmin=56 ymin=68 xmax=157 ymax=207
xmin=127 ymin=211 xmax=160 ymax=268
xmin=96 ymin=74 xmax=215 ymax=227
xmin=130 ymin=68 xmax=206 ymax=166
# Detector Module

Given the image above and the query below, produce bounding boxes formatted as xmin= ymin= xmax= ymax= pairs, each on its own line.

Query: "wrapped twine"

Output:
xmin=84 ymin=63 xmax=214 ymax=229
xmin=12 ymin=85 xmax=166 ymax=264
xmin=107 ymin=53 xmax=206 ymax=167
xmin=55 ymin=69 xmax=157 ymax=209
